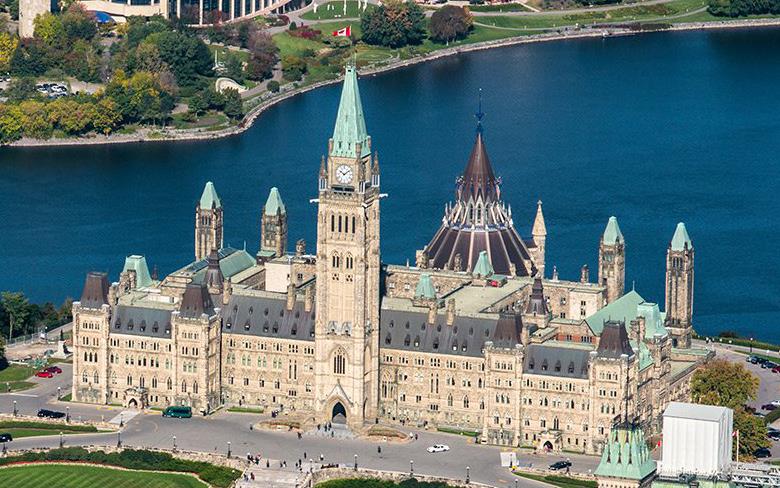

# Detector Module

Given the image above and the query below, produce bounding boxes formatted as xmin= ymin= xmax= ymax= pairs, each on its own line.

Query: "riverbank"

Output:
xmin=8 ymin=17 xmax=780 ymax=148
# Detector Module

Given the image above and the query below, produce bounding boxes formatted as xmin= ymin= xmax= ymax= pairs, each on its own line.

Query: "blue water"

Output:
xmin=2 ymin=28 xmax=780 ymax=340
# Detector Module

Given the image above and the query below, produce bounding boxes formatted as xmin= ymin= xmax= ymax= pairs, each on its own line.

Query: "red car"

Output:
xmin=772 ymin=366 xmax=780 ymax=373
xmin=35 ymin=371 xmax=53 ymax=378
xmin=45 ymin=366 xmax=62 ymax=374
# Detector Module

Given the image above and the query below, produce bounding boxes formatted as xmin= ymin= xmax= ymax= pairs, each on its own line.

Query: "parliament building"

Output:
xmin=72 ymin=65 xmax=709 ymax=454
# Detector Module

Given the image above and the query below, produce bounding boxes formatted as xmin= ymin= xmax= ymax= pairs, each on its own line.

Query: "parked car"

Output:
xmin=768 ymin=431 xmax=780 ymax=441
xmin=35 ymin=371 xmax=54 ymax=378
xmin=754 ymin=447 xmax=772 ymax=458
xmin=772 ymin=400 xmax=780 ymax=407
xmin=0 ymin=433 xmax=12 ymax=442
xmin=772 ymin=366 xmax=780 ymax=373
xmin=162 ymin=406 xmax=192 ymax=419
xmin=549 ymin=460 xmax=573 ymax=471
xmin=426 ymin=444 xmax=450 ymax=453
xmin=45 ymin=366 xmax=62 ymax=374
xmin=37 ymin=409 xmax=66 ymax=419
xmin=761 ymin=361 xmax=777 ymax=369
xmin=762 ymin=404 xmax=778 ymax=411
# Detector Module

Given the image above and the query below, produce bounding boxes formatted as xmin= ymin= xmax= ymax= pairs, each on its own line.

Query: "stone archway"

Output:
xmin=128 ymin=398 xmax=138 ymax=408
xmin=543 ymin=441 xmax=553 ymax=451
xmin=332 ymin=402 xmax=347 ymax=424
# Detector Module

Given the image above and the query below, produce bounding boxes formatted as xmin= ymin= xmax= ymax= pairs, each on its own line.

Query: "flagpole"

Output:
xmin=736 ymin=429 xmax=739 ymax=463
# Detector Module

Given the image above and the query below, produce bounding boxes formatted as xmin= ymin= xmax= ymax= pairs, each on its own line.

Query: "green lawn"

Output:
xmin=0 ymin=464 xmax=207 ymax=488
xmin=469 ymin=2 xmax=535 ymax=12
xmin=0 ymin=364 xmax=41 ymax=392
xmin=208 ymin=45 xmax=250 ymax=63
xmin=0 ymin=421 xmax=99 ymax=438
xmin=227 ymin=406 xmax=265 ymax=414
xmin=301 ymin=1 xmax=373 ymax=21
xmin=514 ymin=471 xmax=598 ymax=488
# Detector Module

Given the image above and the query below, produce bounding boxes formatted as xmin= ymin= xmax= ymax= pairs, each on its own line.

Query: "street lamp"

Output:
xmin=227 ymin=441 xmax=231 ymax=458
xmin=515 ymin=480 xmax=518 ymax=488
xmin=750 ymin=337 xmax=754 ymax=353
xmin=65 ymin=406 xmax=70 ymax=423
xmin=173 ymin=435 xmax=177 ymax=451
xmin=466 ymin=466 xmax=470 ymax=484
xmin=119 ymin=413 xmax=123 ymax=427
xmin=59 ymin=432 xmax=64 ymax=448
xmin=12 ymin=400 xmax=17 ymax=417
xmin=57 ymin=386 xmax=61 ymax=400
xmin=117 ymin=431 xmax=121 ymax=448
xmin=354 ymin=454 xmax=358 ymax=471
xmin=410 ymin=460 xmax=414 ymax=476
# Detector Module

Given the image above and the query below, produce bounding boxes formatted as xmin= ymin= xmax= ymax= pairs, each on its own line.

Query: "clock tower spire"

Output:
xmin=314 ymin=64 xmax=381 ymax=429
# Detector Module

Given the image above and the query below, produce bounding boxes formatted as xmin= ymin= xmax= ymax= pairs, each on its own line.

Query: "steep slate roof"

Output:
xmin=595 ymin=423 xmax=656 ymax=480
xmin=203 ymin=250 xmax=224 ymax=291
xmin=111 ymin=305 xmax=173 ymax=338
xmin=670 ymin=222 xmax=693 ymax=251
xmin=532 ymin=200 xmax=546 ymax=236
xmin=331 ymin=64 xmax=370 ymax=158
xmin=421 ymin=127 xmax=534 ymax=277
xmin=585 ymin=290 xmax=668 ymax=340
xmin=223 ymin=293 xmax=315 ymax=341
xmin=123 ymin=255 xmax=153 ymax=288
xmin=184 ymin=247 xmax=255 ymax=284
xmin=199 ymin=181 xmax=221 ymax=209
xmin=80 ymin=272 xmax=109 ymax=309
xmin=264 ymin=187 xmax=286 ymax=216
xmin=379 ymin=304 xmax=500 ymax=358
xmin=492 ymin=313 xmax=523 ymax=349
xmin=597 ymin=320 xmax=634 ymax=359
xmin=602 ymin=216 xmax=624 ymax=245
xmin=179 ymin=283 xmax=215 ymax=319
xmin=525 ymin=277 xmax=548 ymax=316
xmin=523 ymin=343 xmax=591 ymax=379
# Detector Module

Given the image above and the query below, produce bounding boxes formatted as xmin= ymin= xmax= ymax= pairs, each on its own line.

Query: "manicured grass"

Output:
xmin=227 ymin=406 xmax=265 ymax=414
xmin=437 ymin=426 xmax=481 ymax=438
xmin=469 ymin=2 xmax=535 ymax=12
xmin=0 ymin=464 xmax=207 ymax=488
xmin=1 ymin=428 xmax=98 ymax=438
xmin=0 ymin=421 xmax=99 ymax=434
xmin=301 ymin=1 xmax=374 ymax=21
xmin=514 ymin=471 xmax=597 ymax=488
xmin=208 ymin=45 xmax=250 ymax=63
xmin=0 ymin=365 xmax=43 ymax=392
xmin=274 ymin=31 xmax=328 ymax=58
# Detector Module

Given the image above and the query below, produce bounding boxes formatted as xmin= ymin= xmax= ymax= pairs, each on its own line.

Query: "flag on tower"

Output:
xmin=332 ymin=26 xmax=351 ymax=37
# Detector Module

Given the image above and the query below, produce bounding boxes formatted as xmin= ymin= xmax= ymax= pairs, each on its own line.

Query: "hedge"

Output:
xmin=0 ymin=448 xmax=241 ymax=488
xmin=0 ymin=421 xmax=97 ymax=432
xmin=436 ymin=426 xmax=480 ymax=438
xmin=766 ymin=408 xmax=780 ymax=424
xmin=317 ymin=479 xmax=456 ymax=488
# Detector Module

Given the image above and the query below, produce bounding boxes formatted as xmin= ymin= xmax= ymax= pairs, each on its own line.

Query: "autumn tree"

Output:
xmin=361 ymin=0 xmax=426 ymax=48
xmin=429 ymin=5 xmax=473 ymax=44
xmin=0 ymin=32 xmax=18 ymax=73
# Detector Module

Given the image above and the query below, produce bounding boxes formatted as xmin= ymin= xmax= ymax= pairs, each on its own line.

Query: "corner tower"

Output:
xmin=598 ymin=216 xmax=625 ymax=305
xmin=259 ymin=187 xmax=287 ymax=260
xmin=195 ymin=181 xmax=223 ymax=261
xmin=664 ymin=223 xmax=694 ymax=348
xmin=314 ymin=65 xmax=381 ymax=429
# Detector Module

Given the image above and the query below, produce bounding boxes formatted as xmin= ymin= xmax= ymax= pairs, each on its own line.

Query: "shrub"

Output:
xmin=267 ymin=80 xmax=280 ymax=93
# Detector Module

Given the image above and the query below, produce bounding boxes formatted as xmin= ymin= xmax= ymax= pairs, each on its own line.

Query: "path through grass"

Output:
xmin=0 ymin=464 xmax=207 ymax=488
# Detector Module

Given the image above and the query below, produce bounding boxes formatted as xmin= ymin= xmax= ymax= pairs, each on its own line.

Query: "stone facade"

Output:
xmin=71 ymin=66 xmax=711 ymax=454
xmin=18 ymin=0 xmax=50 ymax=38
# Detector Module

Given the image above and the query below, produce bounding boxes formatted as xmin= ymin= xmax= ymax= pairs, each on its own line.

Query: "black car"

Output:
xmin=754 ymin=447 xmax=772 ymax=458
xmin=549 ymin=460 xmax=572 ymax=471
xmin=37 ymin=409 xmax=66 ymax=419
xmin=0 ymin=433 xmax=12 ymax=442
xmin=768 ymin=431 xmax=780 ymax=441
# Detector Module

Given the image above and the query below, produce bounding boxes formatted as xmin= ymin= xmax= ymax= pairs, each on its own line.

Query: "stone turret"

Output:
xmin=195 ymin=182 xmax=223 ymax=261
xmin=665 ymin=222 xmax=694 ymax=348
xmin=259 ymin=187 xmax=287 ymax=262
xmin=531 ymin=200 xmax=547 ymax=277
xmin=599 ymin=216 xmax=625 ymax=305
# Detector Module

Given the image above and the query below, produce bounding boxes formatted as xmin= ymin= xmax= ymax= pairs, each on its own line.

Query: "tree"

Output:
xmin=361 ymin=0 xmax=426 ymax=48
xmin=61 ymin=3 xmax=97 ymax=41
xmin=0 ymin=32 xmax=18 ymax=73
xmin=19 ymin=100 xmax=52 ymax=139
xmin=188 ymin=92 xmax=208 ymax=115
xmin=92 ymin=97 xmax=122 ymax=134
xmin=153 ymin=30 xmax=212 ymax=87
xmin=734 ymin=408 xmax=770 ymax=459
xmin=1 ymin=292 xmax=29 ymax=340
xmin=10 ymin=39 xmax=47 ymax=76
xmin=267 ymin=80 xmax=280 ymax=93
xmin=0 ymin=104 xmax=23 ymax=143
xmin=281 ymin=55 xmax=306 ymax=82
xmin=33 ymin=12 xmax=65 ymax=45
xmin=222 ymin=88 xmax=243 ymax=120
xmin=429 ymin=5 xmax=473 ymax=44
xmin=5 ymin=77 xmax=37 ymax=102
xmin=691 ymin=359 xmax=758 ymax=409
xmin=224 ymin=53 xmax=244 ymax=83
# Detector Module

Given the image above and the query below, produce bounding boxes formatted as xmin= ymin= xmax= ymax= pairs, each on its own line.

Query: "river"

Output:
xmin=2 ymin=27 xmax=780 ymax=341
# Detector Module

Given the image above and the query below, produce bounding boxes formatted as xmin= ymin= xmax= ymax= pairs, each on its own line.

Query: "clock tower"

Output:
xmin=313 ymin=64 xmax=382 ymax=429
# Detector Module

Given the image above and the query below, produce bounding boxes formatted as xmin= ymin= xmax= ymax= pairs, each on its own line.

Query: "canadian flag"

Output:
xmin=332 ymin=26 xmax=351 ymax=37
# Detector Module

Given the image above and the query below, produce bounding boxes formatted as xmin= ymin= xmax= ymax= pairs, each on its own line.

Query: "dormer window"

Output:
xmin=404 ymin=334 xmax=411 ymax=347
xmin=529 ymin=359 xmax=535 ymax=370
xmin=272 ymin=322 xmax=279 ymax=333
xmin=554 ymin=360 xmax=561 ymax=372
xmin=291 ymin=324 xmax=298 ymax=336
xmin=263 ymin=321 xmax=269 ymax=333
xmin=452 ymin=340 xmax=458 ymax=351
xmin=152 ymin=322 xmax=159 ymax=333
xmin=226 ymin=319 xmax=232 ymax=329
xmin=244 ymin=321 xmax=251 ymax=331
xmin=433 ymin=338 xmax=439 ymax=350
xmin=413 ymin=336 xmax=420 ymax=347
xmin=385 ymin=333 xmax=392 ymax=345
xmin=264 ymin=308 xmax=269 ymax=316
xmin=140 ymin=320 xmax=146 ymax=332
xmin=541 ymin=359 xmax=548 ymax=371
xmin=127 ymin=320 xmax=134 ymax=331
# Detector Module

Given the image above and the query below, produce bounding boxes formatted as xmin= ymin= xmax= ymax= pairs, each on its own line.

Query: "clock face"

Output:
xmin=336 ymin=165 xmax=353 ymax=184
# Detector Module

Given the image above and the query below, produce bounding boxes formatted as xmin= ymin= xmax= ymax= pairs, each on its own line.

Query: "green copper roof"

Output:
xmin=602 ymin=216 xmax=624 ymax=245
xmin=585 ymin=290 xmax=668 ymax=340
xmin=473 ymin=250 xmax=494 ymax=277
xmin=264 ymin=187 xmax=286 ymax=216
xmin=122 ymin=255 xmax=153 ymax=289
xmin=415 ymin=274 xmax=437 ymax=300
xmin=670 ymin=222 xmax=692 ymax=251
xmin=199 ymin=181 xmax=222 ymax=209
xmin=654 ymin=480 xmax=734 ymax=488
xmin=595 ymin=423 xmax=656 ymax=480
xmin=331 ymin=65 xmax=370 ymax=159
xmin=192 ymin=248 xmax=255 ymax=284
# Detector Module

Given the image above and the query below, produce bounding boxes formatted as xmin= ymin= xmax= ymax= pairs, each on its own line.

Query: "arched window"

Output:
xmin=346 ymin=254 xmax=354 ymax=269
xmin=152 ymin=377 xmax=158 ymax=389
xmin=332 ymin=252 xmax=341 ymax=268
xmin=333 ymin=349 xmax=346 ymax=375
xmin=181 ymin=380 xmax=187 ymax=393
xmin=82 ymin=372 xmax=88 ymax=383
xmin=167 ymin=378 xmax=173 ymax=390
xmin=193 ymin=382 xmax=199 ymax=394
xmin=93 ymin=372 xmax=99 ymax=384
xmin=331 ymin=214 xmax=335 ymax=232
xmin=352 ymin=216 xmax=356 ymax=233
xmin=447 ymin=394 xmax=453 ymax=407
xmin=463 ymin=396 xmax=470 ymax=408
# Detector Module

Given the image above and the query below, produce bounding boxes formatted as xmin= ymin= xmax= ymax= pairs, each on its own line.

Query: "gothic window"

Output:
xmin=181 ymin=380 xmax=187 ymax=393
xmin=332 ymin=253 xmax=341 ymax=268
xmin=82 ymin=372 xmax=88 ymax=383
xmin=447 ymin=394 xmax=453 ymax=407
xmin=463 ymin=396 xmax=469 ymax=408
xmin=352 ymin=216 xmax=356 ymax=233
xmin=167 ymin=378 xmax=172 ymax=390
xmin=111 ymin=373 xmax=117 ymax=385
xmin=333 ymin=349 xmax=346 ymax=375
xmin=152 ymin=377 xmax=158 ymax=389
xmin=345 ymin=254 xmax=354 ymax=269
xmin=338 ymin=215 xmax=343 ymax=233
xmin=93 ymin=372 xmax=99 ymax=384
xmin=127 ymin=375 xmax=132 ymax=386
xmin=331 ymin=214 xmax=335 ymax=232
xmin=193 ymin=382 xmax=199 ymax=394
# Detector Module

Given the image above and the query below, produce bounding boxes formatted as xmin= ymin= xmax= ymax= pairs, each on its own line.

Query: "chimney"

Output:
xmin=222 ymin=277 xmax=232 ymax=306
xmin=304 ymin=285 xmax=314 ymax=313
xmin=446 ymin=299 xmax=456 ymax=326
xmin=580 ymin=264 xmax=589 ymax=283
xmin=427 ymin=301 xmax=437 ymax=325
xmin=286 ymin=282 xmax=296 ymax=311
xmin=634 ymin=315 xmax=646 ymax=344
xmin=552 ymin=266 xmax=559 ymax=281
xmin=296 ymin=239 xmax=306 ymax=257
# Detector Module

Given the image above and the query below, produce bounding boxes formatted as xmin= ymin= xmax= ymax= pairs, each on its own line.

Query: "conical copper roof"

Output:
xmin=460 ymin=132 xmax=498 ymax=203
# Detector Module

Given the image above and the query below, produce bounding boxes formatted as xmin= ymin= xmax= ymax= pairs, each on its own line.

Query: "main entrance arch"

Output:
xmin=332 ymin=402 xmax=347 ymax=424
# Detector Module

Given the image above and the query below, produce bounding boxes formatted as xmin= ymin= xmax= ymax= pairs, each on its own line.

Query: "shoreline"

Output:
xmin=8 ymin=17 xmax=780 ymax=148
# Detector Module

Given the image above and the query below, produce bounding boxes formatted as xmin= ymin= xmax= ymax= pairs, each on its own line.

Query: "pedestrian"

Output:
xmin=377 ymin=446 xmax=381 ymax=454
xmin=304 ymin=451 xmax=307 ymax=459
xmin=243 ymin=473 xmax=248 ymax=481
xmin=250 ymin=423 xmax=253 ymax=431
xmin=266 ymin=459 xmax=270 ymax=468
xmin=298 ymin=459 xmax=302 ymax=467
xmin=250 ymin=473 xmax=255 ymax=481
xmin=320 ymin=453 xmax=324 ymax=461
